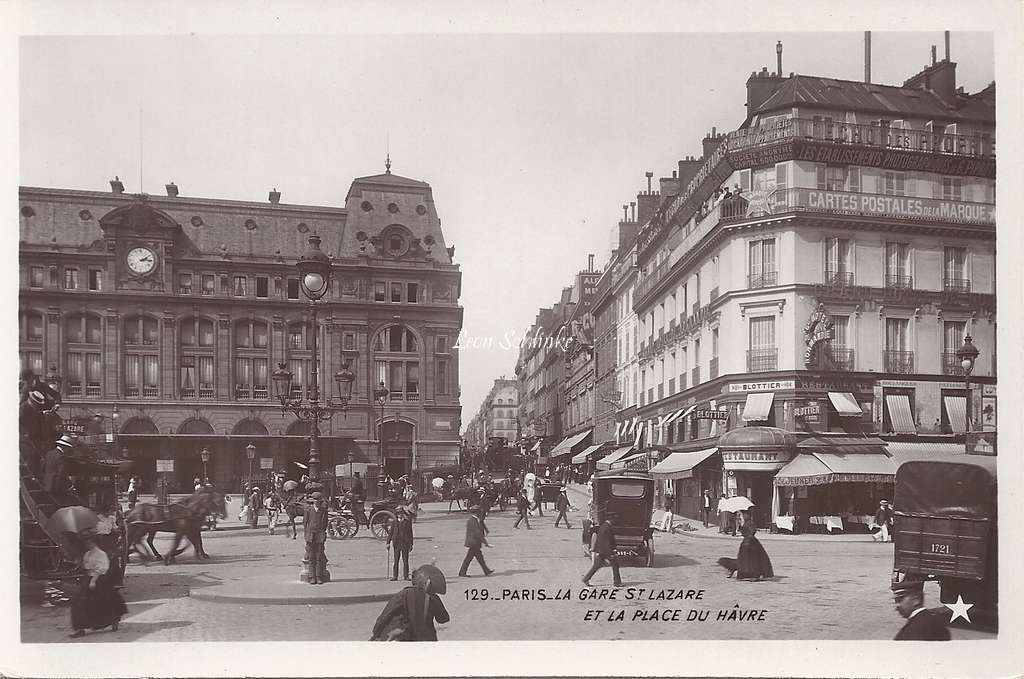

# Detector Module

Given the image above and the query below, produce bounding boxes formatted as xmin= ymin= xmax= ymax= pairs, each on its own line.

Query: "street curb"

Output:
xmin=670 ymin=528 xmax=884 ymax=544
xmin=188 ymin=588 xmax=395 ymax=606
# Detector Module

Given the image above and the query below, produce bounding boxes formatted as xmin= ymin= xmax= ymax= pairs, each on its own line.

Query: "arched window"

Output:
xmin=19 ymin=310 xmax=44 ymax=380
xmin=373 ymin=324 xmax=420 ymax=401
xmin=66 ymin=313 xmax=103 ymax=397
xmin=123 ymin=315 xmax=160 ymax=398
xmin=179 ymin=317 xmax=215 ymax=399
xmin=235 ymin=319 xmax=270 ymax=400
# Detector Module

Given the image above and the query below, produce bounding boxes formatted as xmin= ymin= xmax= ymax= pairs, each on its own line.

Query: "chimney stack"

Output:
xmin=165 ymin=182 xmax=179 ymax=197
xmin=588 ymin=254 xmax=595 ymax=272
xmin=645 ymin=171 xmax=653 ymax=194
xmin=269 ymin=188 xmax=281 ymax=204
xmin=776 ymin=41 xmax=783 ymax=77
xmin=622 ymin=204 xmax=629 ymax=222
xmin=944 ymin=30 xmax=950 ymax=61
xmin=630 ymin=201 xmax=636 ymax=222
xmin=110 ymin=176 xmax=124 ymax=194
xmin=864 ymin=31 xmax=871 ymax=84
xmin=931 ymin=45 xmax=937 ymax=66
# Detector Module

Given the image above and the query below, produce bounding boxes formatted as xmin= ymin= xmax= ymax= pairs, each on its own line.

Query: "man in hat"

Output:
xmin=892 ymin=579 xmax=950 ymax=640
xmin=874 ymin=499 xmax=894 ymax=542
xmin=554 ymin=487 xmax=573 ymax=528
xmin=583 ymin=513 xmax=622 ymax=587
xmin=249 ymin=485 xmax=263 ymax=528
xmin=303 ymin=492 xmax=329 ymax=584
xmin=701 ymin=489 xmax=713 ymax=528
xmin=458 ymin=506 xmax=494 ymax=577
xmin=43 ymin=435 xmax=75 ymax=498
xmin=513 ymin=490 xmax=531 ymax=529
xmin=386 ymin=506 xmax=415 ymax=581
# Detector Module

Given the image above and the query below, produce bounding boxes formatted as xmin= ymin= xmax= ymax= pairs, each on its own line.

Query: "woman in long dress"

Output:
xmin=69 ymin=537 xmax=128 ymax=637
xmin=717 ymin=519 xmax=774 ymax=581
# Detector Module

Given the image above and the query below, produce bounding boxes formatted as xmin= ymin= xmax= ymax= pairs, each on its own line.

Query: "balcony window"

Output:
xmin=374 ymin=282 xmax=386 ymax=302
xmin=21 ymin=311 xmax=44 ymax=342
xmin=28 ymin=266 xmax=44 ymax=288
xmin=20 ymin=350 xmax=43 ymax=378
xmin=125 ymin=354 xmax=159 ymax=398
xmin=941 ymin=177 xmax=963 ymax=201
xmin=748 ymin=316 xmax=777 ymax=372
xmin=179 ymin=355 xmax=213 ymax=399
xmin=124 ymin=316 xmax=159 ymax=346
xmin=287 ymin=278 xmax=300 ymax=300
xmin=882 ymin=171 xmax=906 ymax=196
xmin=885 ymin=242 xmax=911 ymax=289
xmin=88 ymin=269 xmax=102 ymax=291
xmin=178 ymin=273 xmax=193 ymax=295
xmin=407 ymin=282 xmax=419 ymax=303
xmin=748 ymin=238 xmax=776 ymax=289
xmin=941 ymin=321 xmax=967 ymax=376
xmin=824 ymin=237 xmax=852 ymax=285
xmin=201 ymin=274 xmax=215 ymax=296
xmin=66 ymin=314 xmax=101 ymax=344
xmin=220 ymin=274 xmax=230 ymax=295
xmin=233 ymin=275 xmax=247 ymax=297
xmin=943 ymin=247 xmax=969 ymax=293
xmin=255 ymin=276 xmax=269 ymax=299
xmin=180 ymin=318 xmax=214 ymax=347
xmin=884 ymin=318 xmax=913 ymax=373
xmin=64 ymin=267 xmax=79 ymax=290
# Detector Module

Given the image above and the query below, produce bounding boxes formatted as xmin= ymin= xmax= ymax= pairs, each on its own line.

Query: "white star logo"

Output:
xmin=943 ymin=594 xmax=974 ymax=624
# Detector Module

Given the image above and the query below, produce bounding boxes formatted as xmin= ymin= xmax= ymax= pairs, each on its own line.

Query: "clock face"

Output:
xmin=126 ymin=246 xmax=157 ymax=275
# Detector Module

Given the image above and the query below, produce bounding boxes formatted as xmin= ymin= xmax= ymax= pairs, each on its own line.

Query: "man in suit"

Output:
xmin=554 ymin=488 xmax=573 ymax=528
xmin=582 ymin=514 xmax=622 ymax=587
xmin=892 ymin=579 xmax=950 ymax=640
xmin=303 ymin=492 xmax=329 ymax=584
xmin=513 ymin=491 xmax=531 ymax=530
xmin=874 ymin=499 xmax=894 ymax=542
xmin=43 ymin=435 xmax=75 ymax=498
xmin=701 ymin=489 xmax=713 ymax=528
xmin=458 ymin=507 xmax=494 ymax=577
xmin=386 ymin=506 xmax=414 ymax=581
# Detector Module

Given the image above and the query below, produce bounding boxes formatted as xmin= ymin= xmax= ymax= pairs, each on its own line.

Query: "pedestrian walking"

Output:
xmin=717 ymin=522 xmax=773 ymax=581
xmin=892 ymin=579 xmax=950 ymax=641
xmin=874 ymin=499 xmax=894 ymax=542
xmin=659 ymin=491 xmax=675 ymax=533
xmin=43 ymin=435 xmax=75 ymax=498
xmin=266 ymin=491 xmax=281 ymax=534
xmin=386 ymin=507 xmax=414 ymax=581
xmin=554 ymin=487 xmax=573 ymax=528
xmin=458 ymin=507 xmax=494 ymax=577
xmin=68 ymin=536 xmax=128 ymax=638
xmin=513 ymin=491 xmax=531 ymax=530
xmin=193 ymin=477 xmax=202 ymax=493
xmin=249 ymin=486 xmax=263 ymax=528
xmin=582 ymin=515 xmax=622 ymax=587
xmin=371 ymin=565 xmax=450 ymax=641
xmin=303 ymin=492 xmax=329 ymax=584
xmin=127 ymin=477 xmax=138 ymax=511
xmin=701 ymin=489 xmax=712 ymax=528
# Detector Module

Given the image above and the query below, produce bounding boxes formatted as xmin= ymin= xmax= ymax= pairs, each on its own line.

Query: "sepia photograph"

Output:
xmin=5 ymin=2 xmax=1022 ymax=677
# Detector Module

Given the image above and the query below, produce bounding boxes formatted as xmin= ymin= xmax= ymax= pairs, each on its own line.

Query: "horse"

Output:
xmin=277 ymin=491 xmax=306 ymax=539
xmin=448 ymin=486 xmax=481 ymax=513
xmin=125 ymin=488 xmax=227 ymax=565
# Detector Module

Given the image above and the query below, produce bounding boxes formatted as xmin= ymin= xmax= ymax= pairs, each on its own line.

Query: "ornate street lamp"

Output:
xmin=374 ymin=380 xmax=389 ymax=485
xmin=271 ymin=233 xmax=356 ymax=486
xmin=201 ymin=447 xmax=211 ymax=481
xmin=955 ymin=334 xmax=980 ymax=454
xmin=245 ymin=442 xmax=256 ymax=487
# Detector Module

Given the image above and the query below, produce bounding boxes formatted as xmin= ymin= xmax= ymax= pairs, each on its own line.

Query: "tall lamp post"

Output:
xmin=374 ymin=381 xmax=389 ymax=492
xmin=955 ymin=334 xmax=980 ymax=454
xmin=271 ymin=233 xmax=356 ymax=488
xmin=245 ymin=442 xmax=256 ymax=487
xmin=201 ymin=447 xmax=211 ymax=482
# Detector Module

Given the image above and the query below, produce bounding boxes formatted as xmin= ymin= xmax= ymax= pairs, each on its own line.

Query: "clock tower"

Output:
xmin=98 ymin=196 xmax=181 ymax=292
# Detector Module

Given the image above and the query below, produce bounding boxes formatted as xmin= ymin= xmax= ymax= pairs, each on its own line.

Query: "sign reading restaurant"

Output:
xmin=729 ymin=380 xmax=796 ymax=393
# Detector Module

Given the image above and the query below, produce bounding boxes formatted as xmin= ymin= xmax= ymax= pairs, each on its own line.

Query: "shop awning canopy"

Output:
xmin=596 ymin=446 xmax=635 ymax=470
xmin=885 ymin=442 xmax=966 ymax=465
xmin=796 ymin=436 xmax=888 ymax=455
xmin=549 ymin=429 xmax=593 ymax=459
xmin=649 ymin=448 xmax=719 ymax=481
xmin=776 ymin=451 xmax=896 ymax=486
xmin=885 ymin=394 xmax=917 ymax=434
xmin=571 ymin=444 xmax=605 ymax=465
xmin=741 ymin=392 xmax=775 ymax=422
xmin=828 ymin=392 xmax=862 ymax=417
xmin=612 ymin=451 xmax=649 ymax=470
xmin=943 ymin=395 xmax=967 ymax=433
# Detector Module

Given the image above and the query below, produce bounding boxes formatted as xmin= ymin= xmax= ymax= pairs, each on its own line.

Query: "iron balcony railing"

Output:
xmin=747 ymin=271 xmax=778 ymax=289
xmin=825 ymin=347 xmax=855 ymax=371
xmin=824 ymin=271 xmax=855 ymax=286
xmin=883 ymin=350 xmax=915 ymax=374
xmin=747 ymin=349 xmax=778 ymax=373
xmin=728 ymin=117 xmax=995 ymax=159
xmin=943 ymin=278 xmax=971 ymax=293
xmin=885 ymin=274 xmax=914 ymax=289
xmin=941 ymin=351 xmax=966 ymax=376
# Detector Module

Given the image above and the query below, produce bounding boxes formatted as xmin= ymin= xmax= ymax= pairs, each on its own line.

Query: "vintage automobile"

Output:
xmin=892 ymin=454 xmax=997 ymax=626
xmin=581 ymin=470 xmax=655 ymax=567
xmin=536 ymin=482 xmax=564 ymax=509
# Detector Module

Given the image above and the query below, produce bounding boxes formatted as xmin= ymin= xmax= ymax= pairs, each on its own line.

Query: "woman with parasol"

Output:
xmin=49 ymin=506 xmax=128 ymax=637
xmin=717 ymin=508 xmax=774 ymax=581
xmin=370 ymin=563 xmax=450 ymax=641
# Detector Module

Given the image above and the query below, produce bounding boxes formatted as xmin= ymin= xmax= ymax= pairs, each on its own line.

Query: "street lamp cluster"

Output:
xmin=955 ymin=334 xmax=980 ymax=454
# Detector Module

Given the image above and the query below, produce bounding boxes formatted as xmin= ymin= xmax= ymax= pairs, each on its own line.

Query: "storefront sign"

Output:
xmin=803 ymin=189 xmax=993 ymax=224
xmin=156 ymin=459 xmax=174 ymax=472
xmin=802 ymin=304 xmax=833 ymax=367
xmin=260 ymin=457 xmax=274 ymax=470
xmin=797 ymin=377 xmax=874 ymax=393
xmin=729 ymin=380 xmax=795 ymax=393
xmin=795 ymin=140 xmax=996 ymax=178
xmin=694 ymin=409 xmax=729 ymax=420
xmin=63 ymin=423 xmax=86 ymax=434
xmin=793 ymin=403 xmax=820 ymax=417
xmin=722 ymin=451 xmax=781 ymax=463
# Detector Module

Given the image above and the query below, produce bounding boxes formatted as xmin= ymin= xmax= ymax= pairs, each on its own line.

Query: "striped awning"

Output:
xmin=774 ymin=454 xmax=833 ymax=486
xmin=596 ymin=446 xmax=635 ymax=470
xmin=649 ymin=448 xmax=718 ymax=481
xmin=663 ymin=405 xmax=694 ymax=427
xmin=775 ymin=452 xmax=896 ymax=486
xmin=885 ymin=442 xmax=966 ymax=463
xmin=885 ymin=394 xmax=917 ymax=434
xmin=943 ymin=395 xmax=967 ymax=433
xmin=571 ymin=444 xmax=604 ymax=465
xmin=828 ymin=392 xmax=862 ymax=417
xmin=612 ymin=451 xmax=649 ymax=471
xmin=549 ymin=429 xmax=593 ymax=459
xmin=741 ymin=392 xmax=775 ymax=422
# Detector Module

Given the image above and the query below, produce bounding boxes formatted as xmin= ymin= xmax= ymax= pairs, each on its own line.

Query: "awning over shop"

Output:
xmin=885 ymin=394 xmax=917 ymax=434
xmin=885 ymin=442 xmax=966 ymax=464
xmin=664 ymin=405 xmax=695 ymax=427
xmin=828 ymin=392 xmax=862 ymax=417
xmin=548 ymin=429 xmax=593 ymax=459
xmin=774 ymin=452 xmax=896 ymax=486
xmin=530 ymin=442 xmax=541 ymax=453
xmin=596 ymin=446 xmax=635 ymax=470
xmin=571 ymin=444 xmax=605 ymax=465
xmin=796 ymin=436 xmax=888 ymax=455
xmin=649 ymin=448 xmax=718 ymax=481
xmin=943 ymin=395 xmax=967 ymax=433
xmin=741 ymin=392 xmax=775 ymax=422
xmin=612 ymin=452 xmax=649 ymax=471
xmin=774 ymin=454 xmax=833 ymax=486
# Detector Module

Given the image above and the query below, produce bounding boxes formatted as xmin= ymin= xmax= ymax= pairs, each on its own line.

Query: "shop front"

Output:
xmin=649 ymin=447 xmax=722 ymax=521
xmin=570 ymin=443 xmax=609 ymax=481
xmin=547 ymin=429 xmax=592 ymax=482
xmin=772 ymin=436 xmax=894 ymax=534
xmin=718 ymin=426 xmax=796 ymax=528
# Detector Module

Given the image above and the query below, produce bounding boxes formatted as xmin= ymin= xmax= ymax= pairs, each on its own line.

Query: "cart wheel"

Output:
xmin=369 ymin=510 xmax=395 ymax=540
xmin=336 ymin=516 xmax=358 ymax=539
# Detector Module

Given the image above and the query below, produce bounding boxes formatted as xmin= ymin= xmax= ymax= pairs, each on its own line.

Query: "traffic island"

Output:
xmin=188 ymin=570 xmax=405 ymax=605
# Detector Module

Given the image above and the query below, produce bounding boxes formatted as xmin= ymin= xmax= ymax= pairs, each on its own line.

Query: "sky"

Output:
xmin=17 ymin=31 xmax=995 ymax=435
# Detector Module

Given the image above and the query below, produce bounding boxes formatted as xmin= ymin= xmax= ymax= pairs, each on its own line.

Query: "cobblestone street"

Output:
xmin=20 ymin=490 xmax=994 ymax=643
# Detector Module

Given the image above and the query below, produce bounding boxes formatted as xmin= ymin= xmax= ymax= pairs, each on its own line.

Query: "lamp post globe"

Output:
xmin=246 ymin=442 xmax=256 ymax=486
xmin=954 ymin=334 xmax=980 ymax=453
xmin=297 ymin=233 xmax=332 ymax=300
xmin=201 ymin=447 xmax=211 ymax=481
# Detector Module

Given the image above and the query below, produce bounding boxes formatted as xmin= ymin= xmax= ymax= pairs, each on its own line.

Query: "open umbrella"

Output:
xmin=283 ymin=480 xmax=299 ymax=491
xmin=431 ymin=477 xmax=445 ymax=490
xmin=47 ymin=506 xmax=99 ymax=535
xmin=719 ymin=496 xmax=755 ymax=513
xmin=413 ymin=563 xmax=447 ymax=595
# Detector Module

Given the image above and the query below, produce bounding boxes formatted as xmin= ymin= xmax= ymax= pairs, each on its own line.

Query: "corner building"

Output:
xmin=631 ymin=57 xmax=996 ymax=525
xmin=18 ymin=169 xmax=463 ymax=494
